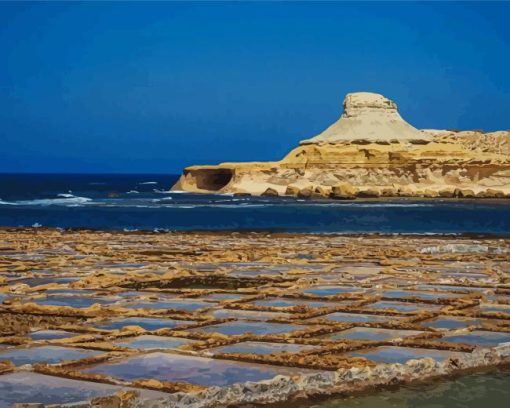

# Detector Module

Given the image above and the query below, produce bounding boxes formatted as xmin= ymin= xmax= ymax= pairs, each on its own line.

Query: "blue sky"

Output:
xmin=1 ymin=1 xmax=509 ymax=173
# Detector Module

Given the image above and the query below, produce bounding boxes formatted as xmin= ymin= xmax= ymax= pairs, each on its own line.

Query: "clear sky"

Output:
xmin=1 ymin=1 xmax=509 ymax=174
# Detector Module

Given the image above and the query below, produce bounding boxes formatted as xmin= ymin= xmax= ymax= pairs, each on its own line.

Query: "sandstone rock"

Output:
xmin=357 ymin=189 xmax=380 ymax=198
xmin=331 ymin=182 xmax=357 ymax=199
xmin=312 ymin=186 xmax=330 ymax=198
xmin=453 ymin=188 xmax=475 ymax=198
xmin=422 ymin=189 xmax=439 ymax=198
xmin=301 ymin=92 xmax=432 ymax=144
xmin=261 ymin=187 xmax=279 ymax=197
xmin=438 ymin=188 xmax=455 ymax=198
xmin=285 ymin=185 xmax=300 ymax=196
xmin=297 ymin=186 xmax=313 ymax=199
xmin=477 ymin=188 xmax=506 ymax=198
xmin=380 ymin=187 xmax=397 ymax=197
xmin=397 ymin=185 xmax=414 ymax=197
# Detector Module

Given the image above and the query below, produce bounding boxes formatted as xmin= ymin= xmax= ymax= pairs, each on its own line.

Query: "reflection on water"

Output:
xmin=346 ymin=346 xmax=465 ymax=364
xmin=96 ymin=317 xmax=192 ymax=331
xmin=193 ymin=321 xmax=303 ymax=335
xmin=299 ymin=367 xmax=510 ymax=408
xmin=0 ymin=372 xmax=167 ymax=406
xmin=85 ymin=352 xmax=315 ymax=386
xmin=210 ymin=341 xmax=316 ymax=355
xmin=0 ymin=346 xmax=101 ymax=365
xmin=444 ymin=330 xmax=510 ymax=347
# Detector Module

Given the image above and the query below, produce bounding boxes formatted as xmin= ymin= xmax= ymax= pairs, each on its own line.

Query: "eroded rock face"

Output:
xmin=172 ymin=92 xmax=510 ymax=198
xmin=302 ymin=92 xmax=431 ymax=144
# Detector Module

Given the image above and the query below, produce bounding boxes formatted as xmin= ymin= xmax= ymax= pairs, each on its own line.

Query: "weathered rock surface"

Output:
xmin=330 ymin=182 xmax=358 ymax=200
xmin=173 ymin=91 xmax=510 ymax=198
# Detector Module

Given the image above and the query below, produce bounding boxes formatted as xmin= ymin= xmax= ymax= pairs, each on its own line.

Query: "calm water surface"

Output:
xmin=292 ymin=367 xmax=510 ymax=408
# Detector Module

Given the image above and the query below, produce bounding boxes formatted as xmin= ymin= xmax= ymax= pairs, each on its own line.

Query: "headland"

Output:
xmin=172 ymin=92 xmax=510 ymax=199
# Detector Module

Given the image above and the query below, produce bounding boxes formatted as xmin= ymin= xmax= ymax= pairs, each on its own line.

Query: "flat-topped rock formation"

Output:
xmin=172 ymin=92 xmax=510 ymax=198
xmin=301 ymin=92 xmax=431 ymax=145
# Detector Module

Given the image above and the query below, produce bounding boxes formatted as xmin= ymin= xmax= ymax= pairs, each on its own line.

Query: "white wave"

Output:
xmin=137 ymin=181 xmax=158 ymax=185
xmin=155 ymin=197 xmax=173 ymax=201
xmin=311 ymin=202 xmax=433 ymax=208
xmin=57 ymin=193 xmax=75 ymax=198
xmin=126 ymin=190 xmax=139 ymax=194
xmin=3 ymin=195 xmax=93 ymax=207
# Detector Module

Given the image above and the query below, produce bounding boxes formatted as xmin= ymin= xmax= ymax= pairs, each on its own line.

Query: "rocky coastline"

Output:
xmin=172 ymin=92 xmax=510 ymax=199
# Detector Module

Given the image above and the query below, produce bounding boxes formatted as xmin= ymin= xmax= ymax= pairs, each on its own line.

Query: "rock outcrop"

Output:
xmin=301 ymin=92 xmax=431 ymax=144
xmin=172 ymin=92 xmax=510 ymax=198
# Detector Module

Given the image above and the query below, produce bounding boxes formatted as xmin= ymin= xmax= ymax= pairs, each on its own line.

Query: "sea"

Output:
xmin=0 ymin=173 xmax=509 ymax=235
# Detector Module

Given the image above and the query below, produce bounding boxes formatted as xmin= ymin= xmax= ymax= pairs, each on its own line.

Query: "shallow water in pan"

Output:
xmin=253 ymin=298 xmax=349 ymax=309
xmin=303 ymin=286 xmax=364 ymax=297
xmin=443 ymin=330 xmax=510 ymax=346
xmin=208 ymin=341 xmax=316 ymax=355
xmin=84 ymin=352 xmax=316 ymax=386
xmin=95 ymin=317 xmax=193 ymax=331
xmin=0 ymin=372 xmax=167 ymax=406
xmin=314 ymin=312 xmax=397 ymax=324
xmin=345 ymin=346 xmax=466 ymax=364
xmin=124 ymin=299 xmax=210 ymax=311
xmin=29 ymin=329 xmax=79 ymax=340
xmin=32 ymin=295 xmax=118 ymax=308
xmin=192 ymin=320 xmax=304 ymax=336
xmin=210 ymin=309 xmax=293 ymax=321
xmin=420 ymin=316 xmax=483 ymax=330
xmin=114 ymin=335 xmax=196 ymax=350
xmin=329 ymin=327 xmax=423 ymax=341
xmin=367 ymin=301 xmax=439 ymax=313
xmin=0 ymin=345 xmax=102 ymax=365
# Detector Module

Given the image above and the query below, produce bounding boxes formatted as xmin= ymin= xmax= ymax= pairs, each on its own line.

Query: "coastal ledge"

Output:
xmin=172 ymin=92 xmax=510 ymax=198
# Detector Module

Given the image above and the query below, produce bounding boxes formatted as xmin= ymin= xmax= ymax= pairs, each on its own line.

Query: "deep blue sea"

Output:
xmin=0 ymin=173 xmax=509 ymax=234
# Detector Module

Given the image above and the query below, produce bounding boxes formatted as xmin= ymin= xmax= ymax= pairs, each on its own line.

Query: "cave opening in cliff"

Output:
xmin=193 ymin=169 xmax=233 ymax=191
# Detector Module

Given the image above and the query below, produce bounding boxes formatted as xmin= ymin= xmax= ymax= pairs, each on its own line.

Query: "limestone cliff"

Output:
xmin=172 ymin=92 xmax=510 ymax=198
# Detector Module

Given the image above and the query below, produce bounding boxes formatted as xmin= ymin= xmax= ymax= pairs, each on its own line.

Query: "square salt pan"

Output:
xmin=84 ymin=352 xmax=316 ymax=386
xmin=0 ymin=345 xmax=102 ymax=366
xmin=0 ymin=372 xmax=167 ymax=406
xmin=346 ymin=346 xmax=465 ymax=364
